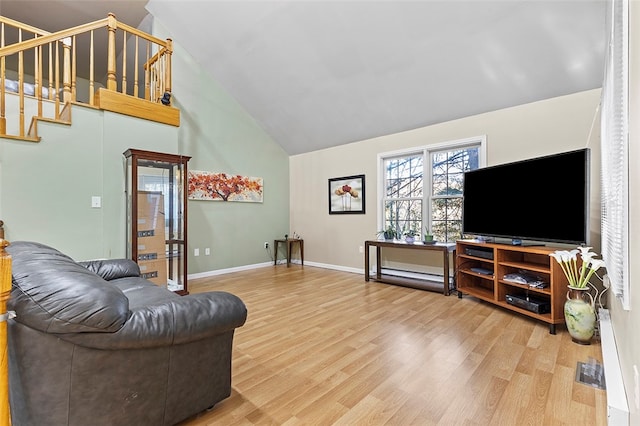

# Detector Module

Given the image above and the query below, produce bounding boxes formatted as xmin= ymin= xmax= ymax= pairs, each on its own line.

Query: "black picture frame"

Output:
xmin=328 ymin=174 xmax=365 ymax=215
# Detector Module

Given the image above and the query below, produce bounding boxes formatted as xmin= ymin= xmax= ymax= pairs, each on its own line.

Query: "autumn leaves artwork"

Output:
xmin=188 ymin=171 xmax=263 ymax=202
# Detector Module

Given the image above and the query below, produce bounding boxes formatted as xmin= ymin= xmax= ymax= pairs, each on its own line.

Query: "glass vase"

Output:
xmin=564 ymin=286 xmax=596 ymax=345
xmin=342 ymin=193 xmax=351 ymax=211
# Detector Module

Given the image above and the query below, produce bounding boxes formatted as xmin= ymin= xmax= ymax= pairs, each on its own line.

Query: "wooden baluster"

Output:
xmin=121 ymin=30 xmax=127 ymax=94
xmin=71 ymin=35 xmax=76 ymax=102
xmin=18 ymin=29 xmax=25 ymax=137
xmin=54 ymin=40 xmax=60 ymax=119
xmin=34 ymin=38 xmax=40 ymax=102
xmin=0 ymin=238 xmax=13 ymax=426
xmin=0 ymin=22 xmax=6 ymax=135
xmin=133 ymin=35 xmax=139 ymax=98
xmin=144 ymin=41 xmax=150 ymax=101
xmin=62 ymin=36 xmax=72 ymax=103
xmin=47 ymin=42 xmax=53 ymax=101
xmin=89 ymin=30 xmax=94 ymax=105
xmin=35 ymin=42 xmax=43 ymax=117
xmin=106 ymin=13 xmax=117 ymax=91
xmin=154 ymin=65 xmax=160 ymax=102
xmin=164 ymin=39 xmax=173 ymax=99
xmin=18 ymin=55 xmax=24 ymax=136
xmin=155 ymin=60 xmax=161 ymax=102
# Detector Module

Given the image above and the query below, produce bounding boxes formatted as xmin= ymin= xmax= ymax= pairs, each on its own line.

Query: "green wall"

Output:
xmin=0 ymin=22 xmax=289 ymax=273
xmin=0 ymin=104 xmax=178 ymax=261
xmin=162 ymin=23 xmax=290 ymax=273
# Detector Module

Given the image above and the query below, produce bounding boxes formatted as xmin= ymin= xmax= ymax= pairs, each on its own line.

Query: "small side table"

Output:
xmin=274 ymin=238 xmax=304 ymax=267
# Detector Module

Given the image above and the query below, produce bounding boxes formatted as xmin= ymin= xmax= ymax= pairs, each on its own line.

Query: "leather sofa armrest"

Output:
xmin=79 ymin=259 xmax=141 ymax=281
xmin=56 ymin=291 xmax=247 ymax=350
xmin=171 ymin=292 xmax=248 ymax=344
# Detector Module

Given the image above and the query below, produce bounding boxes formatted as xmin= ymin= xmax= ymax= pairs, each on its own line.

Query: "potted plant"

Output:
xmin=377 ymin=226 xmax=399 ymax=240
xmin=403 ymin=228 xmax=418 ymax=243
xmin=423 ymin=227 xmax=434 ymax=243
xmin=549 ymin=247 xmax=606 ymax=345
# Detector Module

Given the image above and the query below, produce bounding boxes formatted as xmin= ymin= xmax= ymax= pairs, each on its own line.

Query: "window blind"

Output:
xmin=601 ymin=0 xmax=629 ymax=309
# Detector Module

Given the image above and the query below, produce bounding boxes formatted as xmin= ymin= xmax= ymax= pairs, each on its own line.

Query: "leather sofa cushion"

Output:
xmin=79 ymin=258 xmax=141 ymax=281
xmin=8 ymin=241 xmax=130 ymax=334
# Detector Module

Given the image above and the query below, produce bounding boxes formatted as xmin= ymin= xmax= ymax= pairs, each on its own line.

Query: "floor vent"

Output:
xmin=576 ymin=358 xmax=606 ymax=389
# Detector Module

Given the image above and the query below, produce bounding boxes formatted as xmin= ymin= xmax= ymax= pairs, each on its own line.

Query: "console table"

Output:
xmin=364 ymin=240 xmax=456 ymax=295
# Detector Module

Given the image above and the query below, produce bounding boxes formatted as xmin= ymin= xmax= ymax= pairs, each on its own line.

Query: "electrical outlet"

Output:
xmin=205 ymin=248 xmax=210 ymax=255
xmin=264 ymin=242 xmax=269 ymax=249
xmin=194 ymin=248 xmax=199 ymax=256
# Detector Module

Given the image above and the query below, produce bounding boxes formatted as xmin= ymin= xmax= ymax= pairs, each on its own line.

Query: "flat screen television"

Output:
xmin=462 ymin=148 xmax=590 ymax=245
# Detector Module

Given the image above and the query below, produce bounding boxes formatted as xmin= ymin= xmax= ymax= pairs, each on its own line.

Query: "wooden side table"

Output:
xmin=274 ymin=239 xmax=304 ymax=267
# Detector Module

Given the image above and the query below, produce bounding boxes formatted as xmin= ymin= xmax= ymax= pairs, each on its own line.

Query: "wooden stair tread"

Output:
xmin=34 ymin=117 xmax=72 ymax=125
xmin=0 ymin=133 xmax=41 ymax=143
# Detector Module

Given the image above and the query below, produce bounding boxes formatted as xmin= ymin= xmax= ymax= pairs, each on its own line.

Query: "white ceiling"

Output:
xmin=1 ymin=1 xmax=607 ymax=155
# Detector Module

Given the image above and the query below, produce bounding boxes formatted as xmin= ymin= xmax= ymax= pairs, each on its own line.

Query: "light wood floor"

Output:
xmin=179 ymin=265 xmax=607 ymax=425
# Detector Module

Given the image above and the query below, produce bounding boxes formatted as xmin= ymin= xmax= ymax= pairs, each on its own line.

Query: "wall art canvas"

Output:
xmin=328 ymin=174 xmax=365 ymax=214
xmin=188 ymin=170 xmax=263 ymax=202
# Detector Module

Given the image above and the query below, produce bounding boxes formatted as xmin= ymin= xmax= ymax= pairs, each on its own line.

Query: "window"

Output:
xmin=382 ymin=153 xmax=424 ymax=238
xmin=379 ymin=136 xmax=485 ymax=242
xmin=431 ymin=147 xmax=481 ymax=241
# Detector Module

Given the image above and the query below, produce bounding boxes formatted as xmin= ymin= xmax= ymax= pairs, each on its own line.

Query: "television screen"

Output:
xmin=462 ymin=148 xmax=590 ymax=245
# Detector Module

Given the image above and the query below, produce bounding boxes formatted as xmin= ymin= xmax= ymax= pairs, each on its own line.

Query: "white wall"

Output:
xmin=290 ymin=89 xmax=602 ymax=272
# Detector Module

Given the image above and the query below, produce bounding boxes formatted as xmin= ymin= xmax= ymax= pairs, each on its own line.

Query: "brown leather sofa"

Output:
xmin=7 ymin=241 xmax=247 ymax=425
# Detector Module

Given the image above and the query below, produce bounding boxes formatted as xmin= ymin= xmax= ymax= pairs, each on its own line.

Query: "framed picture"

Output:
xmin=328 ymin=174 xmax=365 ymax=214
xmin=188 ymin=170 xmax=263 ymax=203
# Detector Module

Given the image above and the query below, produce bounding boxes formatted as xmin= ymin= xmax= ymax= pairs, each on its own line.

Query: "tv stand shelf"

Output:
xmin=456 ymin=240 xmax=570 ymax=334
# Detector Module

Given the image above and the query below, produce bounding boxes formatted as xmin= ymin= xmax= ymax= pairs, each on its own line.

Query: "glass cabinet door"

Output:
xmin=124 ymin=149 xmax=191 ymax=295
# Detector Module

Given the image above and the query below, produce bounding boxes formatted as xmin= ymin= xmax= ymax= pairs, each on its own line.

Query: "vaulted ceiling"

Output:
xmin=1 ymin=1 xmax=607 ymax=155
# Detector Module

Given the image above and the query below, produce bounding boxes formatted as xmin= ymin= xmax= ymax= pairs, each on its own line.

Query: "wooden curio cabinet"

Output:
xmin=124 ymin=149 xmax=191 ymax=295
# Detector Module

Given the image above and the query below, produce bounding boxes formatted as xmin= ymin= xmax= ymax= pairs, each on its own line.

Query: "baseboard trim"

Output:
xmin=302 ymin=261 xmax=362 ymax=275
xmin=187 ymin=260 xmax=363 ymax=280
xmin=188 ymin=261 xmax=273 ymax=280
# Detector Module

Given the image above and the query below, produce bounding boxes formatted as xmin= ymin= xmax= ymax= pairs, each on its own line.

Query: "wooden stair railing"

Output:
xmin=0 ymin=238 xmax=12 ymax=426
xmin=0 ymin=13 xmax=176 ymax=141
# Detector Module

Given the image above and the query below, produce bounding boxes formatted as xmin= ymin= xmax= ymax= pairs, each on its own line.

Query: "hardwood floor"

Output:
xmin=179 ymin=265 xmax=607 ymax=425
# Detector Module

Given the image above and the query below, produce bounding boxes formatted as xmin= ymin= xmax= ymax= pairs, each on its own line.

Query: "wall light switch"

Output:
xmin=91 ymin=196 xmax=101 ymax=208
xmin=194 ymin=248 xmax=199 ymax=256
xmin=205 ymin=248 xmax=210 ymax=255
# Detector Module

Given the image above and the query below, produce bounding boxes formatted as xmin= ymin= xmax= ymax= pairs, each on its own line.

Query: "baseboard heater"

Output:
xmin=598 ymin=308 xmax=629 ymax=425
xmin=379 ymin=268 xmax=447 ymax=283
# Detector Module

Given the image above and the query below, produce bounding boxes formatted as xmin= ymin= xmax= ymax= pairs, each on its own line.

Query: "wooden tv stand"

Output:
xmin=456 ymin=240 xmax=570 ymax=334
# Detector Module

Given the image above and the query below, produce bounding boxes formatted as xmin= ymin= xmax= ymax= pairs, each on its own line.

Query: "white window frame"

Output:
xmin=377 ymin=136 xmax=487 ymax=241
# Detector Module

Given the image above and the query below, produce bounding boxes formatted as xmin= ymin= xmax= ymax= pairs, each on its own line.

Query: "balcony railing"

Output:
xmin=0 ymin=13 xmax=173 ymax=140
